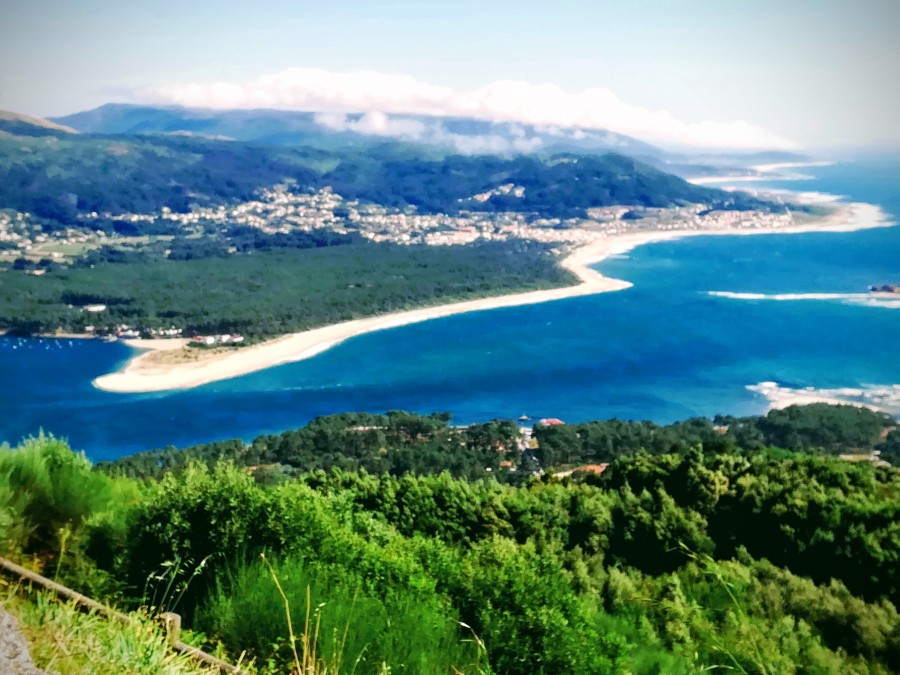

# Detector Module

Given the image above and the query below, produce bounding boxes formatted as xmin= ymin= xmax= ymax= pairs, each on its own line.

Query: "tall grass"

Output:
xmin=197 ymin=554 xmax=489 ymax=674
xmin=4 ymin=588 xmax=222 ymax=674
xmin=143 ymin=555 xmax=214 ymax=617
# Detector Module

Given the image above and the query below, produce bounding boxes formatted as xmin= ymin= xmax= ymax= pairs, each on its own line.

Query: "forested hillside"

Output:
xmin=3 ymin=404 xmax=897 ymax=673
xmin=0 ymin=132 xmax=319 ymax=222
xmin=0 ymin=129 xmax=771 ymax=226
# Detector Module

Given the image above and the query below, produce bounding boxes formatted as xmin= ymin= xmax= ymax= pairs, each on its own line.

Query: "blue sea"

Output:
xmin=2 ymin=156 xmax=899 ymax=461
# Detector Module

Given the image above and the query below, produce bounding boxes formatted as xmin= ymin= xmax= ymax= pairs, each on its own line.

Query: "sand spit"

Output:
xmin=94 ymin=201 xmax=893 ymax=393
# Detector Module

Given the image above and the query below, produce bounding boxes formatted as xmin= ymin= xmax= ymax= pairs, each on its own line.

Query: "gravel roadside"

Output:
xmin=0 ymin=609 xmax=45 ymax=675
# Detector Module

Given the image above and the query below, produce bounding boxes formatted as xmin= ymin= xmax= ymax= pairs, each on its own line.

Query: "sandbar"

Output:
xmin=93 ymin=201 xmax=893 ymax=393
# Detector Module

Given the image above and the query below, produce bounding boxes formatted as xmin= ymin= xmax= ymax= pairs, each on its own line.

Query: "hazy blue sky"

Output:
xmin=1 ymin=0 xmax=897 ymax=149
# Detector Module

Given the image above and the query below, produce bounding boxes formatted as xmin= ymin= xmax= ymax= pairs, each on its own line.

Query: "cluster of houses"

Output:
xmin=0 ymin=209 xmax=109 ymax=264
xmin=190 ymin=334 xmax=245 ymax=346
xmin=588 ymin=203 xmax=794 ymax=234
xmin=74 ymin=304 xmax=248 ymax=345
xmin=0 ymin=210 xmax=46 ymax=254
xmin=467 ymin=182 xmax=526 ymax=203
xmin=147 ymin=327 xmax=184 ymax=338
xmin=79 ymin=185 xmax=345 ymax=235
xmin=351 ymin=200 xmax=599 ymax=246
xmin=78 ymin=307 xmax=187 ymax=339
xmin=81 ymin=324 xmax=185 ymax=339
xmin=4 ymin=179 xmax=807 ymax=273
xmin=23 ymin=184 xmax=596 ymax=252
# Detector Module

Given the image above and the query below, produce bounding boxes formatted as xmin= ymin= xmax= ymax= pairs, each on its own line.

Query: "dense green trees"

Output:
xmin=533 ymin=403 xmax=895 ymax=465
xmin=101 ymin=412 xmax=525 ymax=482
xmin=318 ymin=151 xmax=774 ymax=217
xmin=878 ymin=428 xmax=900 ymax=466
xmin=752 ymin=403 xmax=893 ymax=451
xmin=0 ymin=133 xmax=319 ymax=223
xmin=104 ymin=405 xmax=897 ymax=488
xmin=0 ymin=240 xmax=574 ymax=337
xmin=3 ymin=405 xmax=899 ymax=673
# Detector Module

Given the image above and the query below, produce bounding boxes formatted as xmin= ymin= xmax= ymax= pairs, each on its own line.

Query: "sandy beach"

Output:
xmin=93 ymin=201 xmax=893 ymax=393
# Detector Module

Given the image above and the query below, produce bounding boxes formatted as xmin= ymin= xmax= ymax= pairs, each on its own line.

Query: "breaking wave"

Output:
xmin=709 ymin=291 xmax=900 ymax=309
xmin=747 ymin=382 xmax=900 ymax=416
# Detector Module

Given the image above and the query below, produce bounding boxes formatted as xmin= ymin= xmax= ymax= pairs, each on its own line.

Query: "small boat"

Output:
xmin=518 ymin=414 xmax=530 ymax=422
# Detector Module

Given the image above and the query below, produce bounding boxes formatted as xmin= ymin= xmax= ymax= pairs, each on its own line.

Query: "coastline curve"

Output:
xmin=93 ymin=201 xmax=893 ymax=393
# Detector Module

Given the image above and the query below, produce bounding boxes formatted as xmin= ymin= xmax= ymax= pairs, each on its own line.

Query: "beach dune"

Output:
xmin=93 ymin=201 xmax=891 ymax=393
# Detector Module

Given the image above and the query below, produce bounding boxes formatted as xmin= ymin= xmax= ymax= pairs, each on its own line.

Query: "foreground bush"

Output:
xmin=2 ymin=426 xmax=899 ymax=674
xmin=0 ymin=434 xmax=140 ymax=596
xmin=199 ymin=554 xmax=485 ymax=673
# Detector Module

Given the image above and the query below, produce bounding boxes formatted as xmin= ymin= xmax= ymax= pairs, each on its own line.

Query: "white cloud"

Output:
xmin=314 ymin=111 xmax=427 ymax=139
xmin=313 ymin=109 xmax=543 ymax=155
xmin=139 ymin=66 xmax=797 ymax=150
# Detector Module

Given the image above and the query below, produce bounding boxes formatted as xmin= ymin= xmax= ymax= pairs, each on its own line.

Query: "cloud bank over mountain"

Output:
xmin=312 ymin=110 xmax=545 ymax=154
xmin=138 ymin=67 xmax=797 ymax=151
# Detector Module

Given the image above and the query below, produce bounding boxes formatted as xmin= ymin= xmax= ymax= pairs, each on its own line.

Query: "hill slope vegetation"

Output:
xmin=2 ymin=404 xmax=898 ymax=673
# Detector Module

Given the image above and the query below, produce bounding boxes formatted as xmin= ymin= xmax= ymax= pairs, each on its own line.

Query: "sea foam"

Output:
xmin=709 ymin=291 xmax=900 ymax=308
xmin=748 ymin=381 xmax=900 ymax=415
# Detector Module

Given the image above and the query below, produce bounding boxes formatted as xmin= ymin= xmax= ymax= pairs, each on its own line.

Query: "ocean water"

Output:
xmin=2 ymin=157 xmax=898 ymax=460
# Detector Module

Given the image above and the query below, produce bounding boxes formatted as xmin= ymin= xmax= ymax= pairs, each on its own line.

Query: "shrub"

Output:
xmin=197 ymin=554 xmax=484 ymax=673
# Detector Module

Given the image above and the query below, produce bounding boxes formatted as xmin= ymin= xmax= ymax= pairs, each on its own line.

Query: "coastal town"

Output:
xmin=0 ymin=181 xmax=824 ymax=341
xmin=1 ymin=182 xmax=800 ymax=266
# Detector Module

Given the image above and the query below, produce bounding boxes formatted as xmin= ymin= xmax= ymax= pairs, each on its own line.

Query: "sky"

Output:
xmin=1 ymin=0 xmax=898 ymax=150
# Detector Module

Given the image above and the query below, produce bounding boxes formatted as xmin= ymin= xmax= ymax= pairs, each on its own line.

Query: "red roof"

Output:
xmin=539 ymin=418 xmax=566 ymax=426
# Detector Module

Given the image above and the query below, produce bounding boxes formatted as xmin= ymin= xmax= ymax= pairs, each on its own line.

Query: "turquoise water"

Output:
xmin=2 ymin=157 xmax=898 ymax=460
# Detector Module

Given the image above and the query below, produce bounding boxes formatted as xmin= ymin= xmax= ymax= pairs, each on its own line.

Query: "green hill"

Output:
xmin=0 ymin=110 xmax=77 ymax=137
xmin=2 ymin=404 xmax=898 ymax=674
xmin=0 ymin=125 xmax=770 ymax=225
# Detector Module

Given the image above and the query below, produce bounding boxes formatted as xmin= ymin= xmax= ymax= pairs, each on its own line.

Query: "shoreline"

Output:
xmin=686 ymin=161 xmax=836 ymax=185
xmin=93 ymin=201 xmax=893 ymax=393
xmin=0 ymin=331 xmax=98 ymax=340
xmin=748 ymin=382 xmax=900 ymax=417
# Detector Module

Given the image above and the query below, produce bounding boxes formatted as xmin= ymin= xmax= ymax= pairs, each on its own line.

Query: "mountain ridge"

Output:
xmin=0 ymin=110 xmax=78 ymax=137
xmin=0 ymin=124 xmax=769 ymax=226
xmin=50 ymin=102 xmax=661 ymax=156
